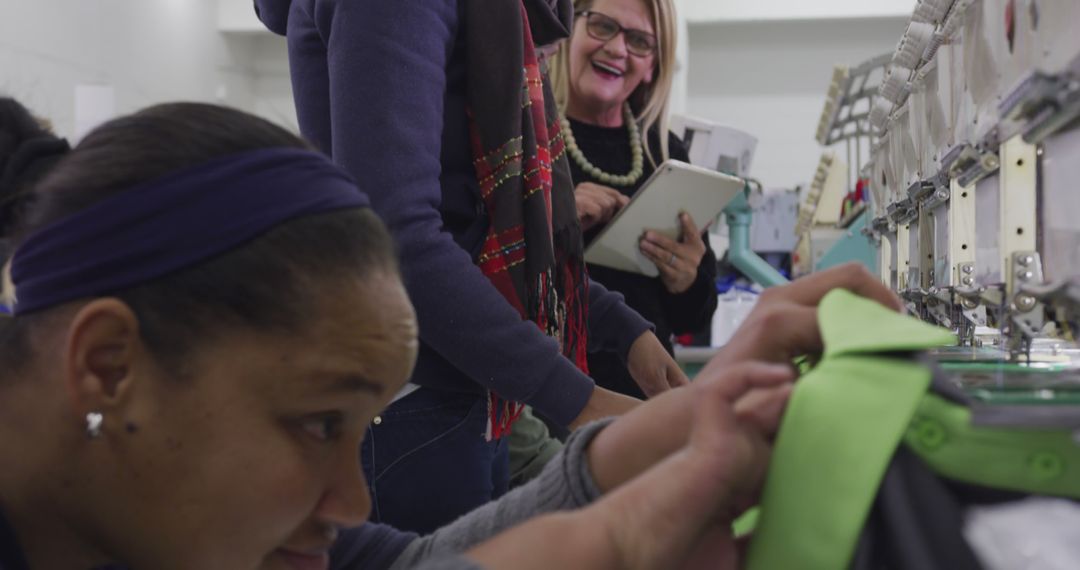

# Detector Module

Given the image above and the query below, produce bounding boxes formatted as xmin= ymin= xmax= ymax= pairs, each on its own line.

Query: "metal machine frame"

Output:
xmin=867 ymin=0 xmax=1080 ymax=361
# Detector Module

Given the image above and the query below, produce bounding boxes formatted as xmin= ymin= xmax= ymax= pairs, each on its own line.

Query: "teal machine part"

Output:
xmin=815 ymin=210 xmax=877 ymax=273
xmin=724 ymin=185 xmax=790 ymax=288
xmin=677 ymin=185 xmax=789 ymax=377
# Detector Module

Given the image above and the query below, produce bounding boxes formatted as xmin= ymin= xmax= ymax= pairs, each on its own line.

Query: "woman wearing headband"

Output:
xmin=0 ymin=101 xmax=415 ymax=568
xmin=0 ymin=101 xmax=889 ymax=570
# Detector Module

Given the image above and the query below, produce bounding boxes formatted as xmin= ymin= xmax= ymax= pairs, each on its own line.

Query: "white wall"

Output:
xmin=679 ymin=0 xmax=914 ymax=23
xmin=0 ymin=0 xmax=290 ymax=140
xmin=685 ymin=16 xmax=909 ymax=189
xmin=247 ymin=35 xmax=298 ymax=132
xmin=219 ymin=0 xmax=269 ymax=32
xmin=3 ymin=0 xmax=910 ymax=192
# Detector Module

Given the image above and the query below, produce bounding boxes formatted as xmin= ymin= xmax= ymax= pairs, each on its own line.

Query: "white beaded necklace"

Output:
xmin=560 ymin=104 xmax=644 ymax=187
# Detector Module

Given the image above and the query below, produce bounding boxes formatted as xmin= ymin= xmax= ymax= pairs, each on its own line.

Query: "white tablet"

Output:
xmin=584 ymin=160 xmax=744 ymax=277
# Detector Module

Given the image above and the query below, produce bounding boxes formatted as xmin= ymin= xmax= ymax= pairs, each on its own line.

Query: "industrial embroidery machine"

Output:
xmin=748 ymin=7 xmax=1080 ymax=565
xmin=862 ymin=0 xmax=1080 ymax=371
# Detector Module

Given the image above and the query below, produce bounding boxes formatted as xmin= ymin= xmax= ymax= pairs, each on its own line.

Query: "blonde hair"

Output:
xmin=549 ymin=0 xmax=677 ymax=167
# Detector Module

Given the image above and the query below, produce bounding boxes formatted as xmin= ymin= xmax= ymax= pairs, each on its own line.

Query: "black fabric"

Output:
xmin=847 ymin=371 xmax=1078 ymax=570
xmin=566 ymin=120 xmax=718 ymax=398
xmin=852 ymin=445 xmax=984 ymax=570
xmin=0 ymin=509 xmax=28 ymax=570
xmin=850 ymin=444 xmax=1048 ymax=570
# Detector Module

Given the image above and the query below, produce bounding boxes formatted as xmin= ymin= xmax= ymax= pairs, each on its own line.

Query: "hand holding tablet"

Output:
xmin=585 ymin=160 xmax=744 ymax=277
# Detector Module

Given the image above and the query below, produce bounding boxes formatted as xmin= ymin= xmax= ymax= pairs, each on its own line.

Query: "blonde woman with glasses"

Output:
xmin=550 ymin=0 xmax=720 ymax=400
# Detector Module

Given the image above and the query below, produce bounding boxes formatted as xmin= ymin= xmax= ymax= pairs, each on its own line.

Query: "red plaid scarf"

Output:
xmin=465 ymin=0 xmax=589 ymax=440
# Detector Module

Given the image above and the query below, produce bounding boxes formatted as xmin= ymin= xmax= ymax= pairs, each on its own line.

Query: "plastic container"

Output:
xmin=710 ymin=285 xmax=759 ymax=348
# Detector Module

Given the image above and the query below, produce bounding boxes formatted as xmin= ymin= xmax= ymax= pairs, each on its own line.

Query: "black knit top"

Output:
xmin=566 ymin=118 xmax=718 ymax=398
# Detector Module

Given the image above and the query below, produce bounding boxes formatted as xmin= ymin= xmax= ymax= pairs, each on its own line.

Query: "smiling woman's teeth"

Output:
xmin=592 ymin=62 xmax=624 ymax=77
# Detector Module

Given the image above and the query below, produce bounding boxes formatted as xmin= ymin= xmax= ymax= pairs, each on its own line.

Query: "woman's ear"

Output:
xmin=63 ymin=299 xmax=143 ymax=425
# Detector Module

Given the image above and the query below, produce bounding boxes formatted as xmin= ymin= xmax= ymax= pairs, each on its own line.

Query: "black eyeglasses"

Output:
xmin=577 ymin=11 xmax=657 ymax=57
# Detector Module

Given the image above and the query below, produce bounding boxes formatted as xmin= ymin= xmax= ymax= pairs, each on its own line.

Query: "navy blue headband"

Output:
xmin=9 ymin=147 xmax=369 ymax=315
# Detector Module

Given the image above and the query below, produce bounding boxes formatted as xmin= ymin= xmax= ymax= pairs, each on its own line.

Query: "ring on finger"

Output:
xmin=668 ymin=252 xmax=677 ymax=266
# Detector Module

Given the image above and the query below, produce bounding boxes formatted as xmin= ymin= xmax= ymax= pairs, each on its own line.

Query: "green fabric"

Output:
xmin=745 ymin=356 xmax=931 ymax=570
xmin=507 ymin=406 xmax=564 ymax=488
xmin=732 ymin=507 xmax=759 ymax=538
xmin=746 ymin=289 xmax=956 ymax=570
xmin=907 ymin=394 xmax=1080 ymax=499
xmin=819 ymin=289 xmax=957 ymax=358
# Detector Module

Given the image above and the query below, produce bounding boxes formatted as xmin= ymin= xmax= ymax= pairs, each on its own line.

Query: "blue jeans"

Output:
xmin=360 ymin=389 xmax=509 ymax=535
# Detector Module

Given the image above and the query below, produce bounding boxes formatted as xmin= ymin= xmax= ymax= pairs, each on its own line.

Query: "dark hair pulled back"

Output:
xmin=0 ymin=102 xmax=397 ymax=376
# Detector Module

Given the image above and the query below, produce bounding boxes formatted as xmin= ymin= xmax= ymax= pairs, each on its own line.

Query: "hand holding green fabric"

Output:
xmin=487 ymin=264 xmax=908 ymax=569
xmin=588 ymin=263 xmax=902 ymax=497
xmin=471 ymin=362 xmax=794 ymax=570
xmin=581 ymin=264 xmax=906 ymax=568
xmin=746 ymin=289 xmax=956 ymax=570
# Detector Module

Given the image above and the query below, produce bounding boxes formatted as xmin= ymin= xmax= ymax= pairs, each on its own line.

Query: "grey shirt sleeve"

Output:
xmin=391 ymin=419 xmax=613 ymax=570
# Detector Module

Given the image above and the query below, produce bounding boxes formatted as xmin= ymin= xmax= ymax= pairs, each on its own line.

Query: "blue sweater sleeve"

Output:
xmin=586 ymin=278 xmax=653 ymax=361
xmin=330 ymin=523 xmax=417 ymax=570
xmin=310 ymin=0 xmax=594 ymax=426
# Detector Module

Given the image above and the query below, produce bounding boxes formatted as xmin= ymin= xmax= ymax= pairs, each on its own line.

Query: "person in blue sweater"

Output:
xmin=0 ymin=100 xmax=903 ymax=570
xmin=255 ymin=0 xmax=697 ymax=533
